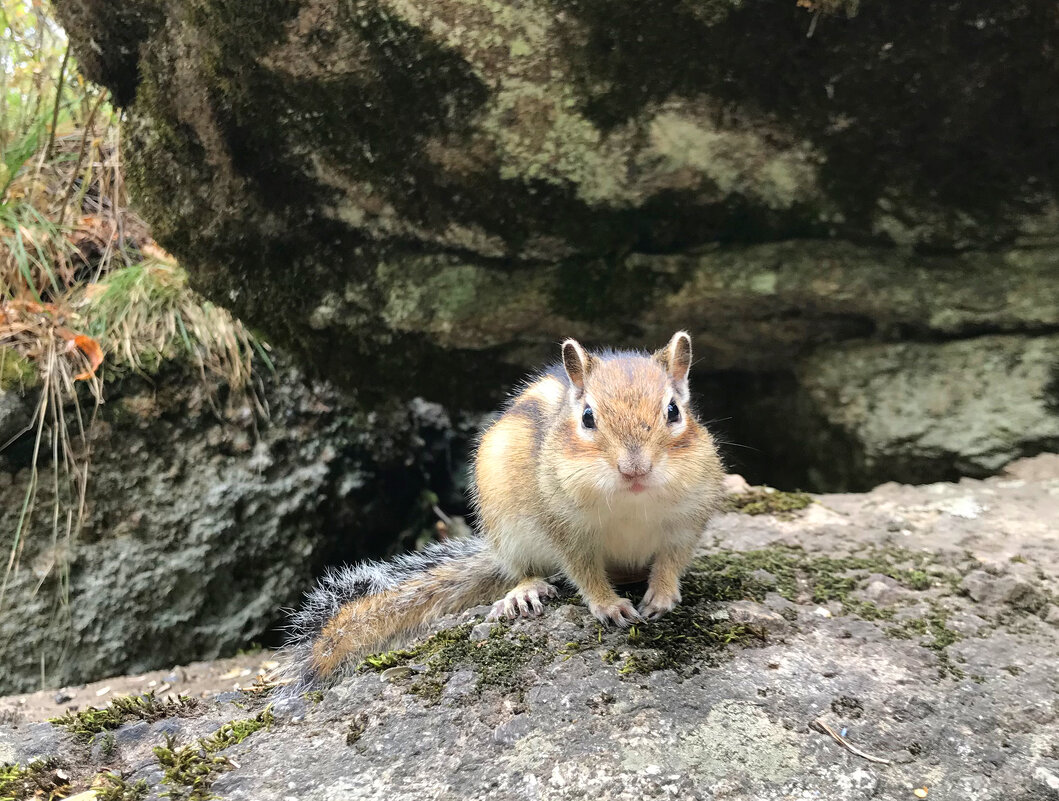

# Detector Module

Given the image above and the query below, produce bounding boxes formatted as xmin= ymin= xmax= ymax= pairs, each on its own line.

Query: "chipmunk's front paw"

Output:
xmin=487 ymin=579 xmax=558 ymax=621
xmin=590 ymin=598 xmax=643 ymax=628
xmin=638 ymin=586 xmax=681 ymax=620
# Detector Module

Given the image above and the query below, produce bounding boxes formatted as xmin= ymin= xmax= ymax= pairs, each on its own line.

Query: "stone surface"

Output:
xmin=798 ymin=334 xmax=1059 ymax=486
xmin=48 ymin=0 xmax=1059 ymax=490
xmin=0 ymin=361 xmax=467 ymax=694
xmin=1 ymin=455 xmax=1056 ymax=800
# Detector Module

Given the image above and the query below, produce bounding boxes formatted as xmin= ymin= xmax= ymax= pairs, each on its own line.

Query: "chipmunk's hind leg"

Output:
xmin=487 ymin=577 xmax=559 ymax=620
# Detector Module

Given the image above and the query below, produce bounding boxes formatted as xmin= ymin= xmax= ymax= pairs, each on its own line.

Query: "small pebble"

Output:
xmin=380 ymin=666 xmax=413 ymax=682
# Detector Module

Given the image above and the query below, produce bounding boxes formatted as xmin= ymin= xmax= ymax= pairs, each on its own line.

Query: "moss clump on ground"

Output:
xmin=609 ymin=545 xmax=960 ymax=675
xmin=886 ymin=602 xmax=964 ymax=679
xmin=95 ymin=772 xmax=149 ymax=801
xmin=153 ymin=706 xmax=273 ymax=801
xmin=50 ymin=692 xmax=200 ymax=741
xmin=690 ymin=545 xmax=946 ymax=606
xmin=726 ymin=489 xmax=813 ymax=517
xmin=617 ymin=619 xmax=764 ymax=676
xmin=0 ymin=758 xmax=70 ymax=801
xmin=155 ymin=734 xmax=230 ymax=801
xmin=363 ymin=622 xmax=546 ymax=703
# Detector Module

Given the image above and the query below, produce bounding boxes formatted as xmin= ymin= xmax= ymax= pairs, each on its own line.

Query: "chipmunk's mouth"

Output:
xmin=625 ymin=478 xmax=649 ymax=493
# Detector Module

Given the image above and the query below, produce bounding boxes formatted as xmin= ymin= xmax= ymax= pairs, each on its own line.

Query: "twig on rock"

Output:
xmin=810 ymin=718 xmax=893 ymax=766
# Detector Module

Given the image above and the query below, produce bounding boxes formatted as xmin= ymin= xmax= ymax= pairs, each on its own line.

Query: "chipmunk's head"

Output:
xmin=557 ymin=331 xmax=710 ymax=499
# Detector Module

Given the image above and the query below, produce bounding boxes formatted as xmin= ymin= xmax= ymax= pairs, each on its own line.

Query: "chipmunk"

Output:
xmin=284 ymin=331 xmax=726 ymax=689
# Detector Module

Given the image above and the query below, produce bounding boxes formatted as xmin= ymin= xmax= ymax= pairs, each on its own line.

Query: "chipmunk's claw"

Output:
xmin=590 ymin=598 xmax=643 ymax=628
xmin=487 ymin=579 xmax=558 ymax=621
xmin=638 ymin=586 xmax=681 ymax=620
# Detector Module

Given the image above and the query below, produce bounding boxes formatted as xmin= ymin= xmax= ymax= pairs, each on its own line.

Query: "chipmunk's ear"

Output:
xmin=656 ymin=331 xmax=692 ymax=400
xmin=561 ymin=338 xmax=592 ymax=395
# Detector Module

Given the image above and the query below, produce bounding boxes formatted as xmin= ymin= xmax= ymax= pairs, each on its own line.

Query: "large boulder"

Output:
xmin=2 ymin=457 xmax=1058 ymax=798
xmin=50 ymin=0 xmax=1059 ymax=489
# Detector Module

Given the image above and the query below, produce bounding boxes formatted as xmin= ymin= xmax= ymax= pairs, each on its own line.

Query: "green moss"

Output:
xmin=895 ymin=569 xmax=932 ymax=591
xmin=199 ymin=707 xmax=274 ymax=752
xmin=726 ymin=489 xmax=813 ymax=517
xmin=155 ymin=734 xmax=230 ymax=801
xmin=95 ymin=772 xmax=149 ymax=801
xmin=153 ymin=706 xmax=273 ymax=801
xmin=0 ymin=758 xmax=69 ymax=801
xmin=606 ymin=544 xmax=958 ymax=675
xmin=608 ymin=556 xmax=777 ymax=673
xmin=0 ymin=347 xmax=38 ymax=391
xmin=363 ymin=622 xmax=545 ymax=703
xmin=368 ymin=544 xmax=962 ymax=684
xmin=50 ymin=692 xmax=200 ymax=742
xmin=345 ymin=713 xmax=369 ymax=746
xmin=842 ymin=599 xmax=895 ymax=621
xmin=98 ymin=732 xmax=117 ymax=759
xmin=690 ymin=545 xmax=948 ymax=608
xmin=616 ymin=621 xmax=764 ymax=676
xmin=886 ymin=602 xmax=964 ymax=679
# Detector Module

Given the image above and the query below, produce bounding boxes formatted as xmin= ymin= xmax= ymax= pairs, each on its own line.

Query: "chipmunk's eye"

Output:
xmin=581 ymin=406 xmax=596 ymax=429
xmin=666 ymin=400 xmax=680 ymax=424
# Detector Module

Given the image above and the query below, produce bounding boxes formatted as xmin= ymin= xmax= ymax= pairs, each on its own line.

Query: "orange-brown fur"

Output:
xmin=286 ymin=332 xmax=726 ymax=688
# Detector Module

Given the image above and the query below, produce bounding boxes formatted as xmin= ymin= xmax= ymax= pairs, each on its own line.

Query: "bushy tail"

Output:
xmin=281 ymin=536 xmax=510 ymax=692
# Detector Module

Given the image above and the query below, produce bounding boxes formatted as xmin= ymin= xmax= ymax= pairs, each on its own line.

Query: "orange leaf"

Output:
xmin=71 ymin=334 xmax=104 ymax=381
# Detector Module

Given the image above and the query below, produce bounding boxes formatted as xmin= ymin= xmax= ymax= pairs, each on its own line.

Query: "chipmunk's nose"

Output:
xmin=618 ymin=449 xmax=652 ymax=479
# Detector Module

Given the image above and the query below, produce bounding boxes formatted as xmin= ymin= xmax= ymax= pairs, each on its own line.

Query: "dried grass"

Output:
xmin=0 ymin=7 xmax=268 ymax=623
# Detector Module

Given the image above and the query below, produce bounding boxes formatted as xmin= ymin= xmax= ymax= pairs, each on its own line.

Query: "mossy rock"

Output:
xmin=48 ymin=0 xmax=1059 ymax=488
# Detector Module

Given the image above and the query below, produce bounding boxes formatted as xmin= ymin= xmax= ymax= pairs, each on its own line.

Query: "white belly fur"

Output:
xmin=491 ymin=491 xmax=696 ymax=576
xmin=574 ymin=492 xmax=677 ymax=569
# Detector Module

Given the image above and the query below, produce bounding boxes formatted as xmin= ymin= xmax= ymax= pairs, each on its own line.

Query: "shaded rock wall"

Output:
xmin=0 ymin=361 xmax=467 ymax=694
xmin=50 ymin=0 xmax=1059 ymax=490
